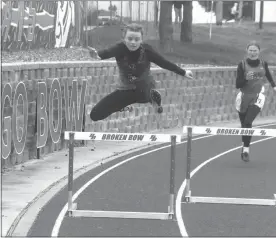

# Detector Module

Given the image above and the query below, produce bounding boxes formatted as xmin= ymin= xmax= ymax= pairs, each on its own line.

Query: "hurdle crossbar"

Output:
xmin=65 ymin=131 xmax=179 ymax=220
xmin=183 ymin=126 xmax=276 ymax=137
xmin=65 ymin=131 xmax=181 ymax=143
xmin=183 ymin=195 xmax=276 ymax=206
xmin=182 ymin=126 xmax=276 ymax=207
xmin=67 ymin=210 xmax=172 ymax=220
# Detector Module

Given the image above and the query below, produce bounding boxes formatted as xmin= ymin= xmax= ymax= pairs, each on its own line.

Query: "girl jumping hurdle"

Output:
xmin=87 ymin=23 xmax=193 ymax=121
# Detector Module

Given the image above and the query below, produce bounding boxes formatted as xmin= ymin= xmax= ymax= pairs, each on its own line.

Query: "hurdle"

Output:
xmin=182 ymin=126 xmax=276 ymax=207
xmin=64 ymin=131 xmax=182 ymax=220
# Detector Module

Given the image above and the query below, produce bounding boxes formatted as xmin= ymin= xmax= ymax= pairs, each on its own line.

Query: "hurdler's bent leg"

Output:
xmin=135 ymin=80 xmax=163 ymax=113
xmin=150 ymin=89 xmax=163 ymax=113
xmin=90 ymin=90 xmax=137 ymax=121
xmin=137 ymin=88 xmax=163 ymax=113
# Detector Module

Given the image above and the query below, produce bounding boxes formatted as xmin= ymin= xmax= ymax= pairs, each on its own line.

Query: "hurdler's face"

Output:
xmin=124 ymin=30 xmax=142 ymax=51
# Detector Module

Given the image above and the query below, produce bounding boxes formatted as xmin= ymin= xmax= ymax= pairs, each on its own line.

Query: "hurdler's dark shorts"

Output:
xmin=90 ymin=78 xmax=156 ymax=121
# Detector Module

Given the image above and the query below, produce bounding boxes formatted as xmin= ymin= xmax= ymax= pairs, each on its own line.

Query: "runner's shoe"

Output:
xmin=150 ymin=89 xmax=163 ymax=113
xmin=241 ymin=148 xmax=250 ymax=162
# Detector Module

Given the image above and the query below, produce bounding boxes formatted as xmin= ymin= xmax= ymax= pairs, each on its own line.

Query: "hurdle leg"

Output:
xmin=184 ymin=127 xmax=192 ymax=202
xmin=68 ymin=132 xmax=77 ymax=214
xmin=63 ymin=131 xmax=182 ymax=220
xmin=168 ymin=135 xmax=176 ymax=220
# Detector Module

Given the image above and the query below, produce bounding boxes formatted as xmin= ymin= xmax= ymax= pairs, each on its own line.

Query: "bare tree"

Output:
xmin=216 ymin=1 xmax=223 ymax=26
xmin=109 ymin=1 xmax=112 ymax=19
xmin=120 ymin=1 xmax=123 ymax=22
xmin=259 ymin=1 xmax=264 ymax=29
xmin=146 ymin=1 xmax=149 ymax=34
xmin=180 ymin=1 xmax=192 ymax=43
xmin=159 ymin=1 xmax=173 ymax=53
xmin=154 ymin=0 xmax=159 ymax=27
xmin=138 ymin=0 xmax=141 ymax=22
xmin=129 ymin=0 xmax=132 ymax=22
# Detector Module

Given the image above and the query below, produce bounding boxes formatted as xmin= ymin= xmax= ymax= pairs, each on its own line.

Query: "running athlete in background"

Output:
xmin=87 ymin=23 xmax=193 ymax=122
xmin=235 ymin=41 xmax=276 ymax=162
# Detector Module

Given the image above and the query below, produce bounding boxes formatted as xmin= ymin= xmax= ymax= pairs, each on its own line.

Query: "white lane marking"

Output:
xmin=51 ymin=134 xmax=213 ymax=236
xmin=176 ymin=123 xmax=276 ymax=237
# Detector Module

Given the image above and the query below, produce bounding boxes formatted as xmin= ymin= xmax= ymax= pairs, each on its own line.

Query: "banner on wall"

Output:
xmin=1 ymin=1 xmax=78 ymax=50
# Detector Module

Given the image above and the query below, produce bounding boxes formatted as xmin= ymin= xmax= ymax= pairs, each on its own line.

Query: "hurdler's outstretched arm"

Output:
xmin=88 ymin=42 xmax=123 ymax=60
xmin=146 ymin=44 xmax=193 ymax=79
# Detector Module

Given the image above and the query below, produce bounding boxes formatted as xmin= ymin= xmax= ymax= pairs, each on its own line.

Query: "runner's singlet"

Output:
xmin=236 ymin=59 xmax=266 ymax=113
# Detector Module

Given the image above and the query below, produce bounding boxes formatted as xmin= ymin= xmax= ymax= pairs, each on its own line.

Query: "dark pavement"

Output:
xmin=27 ymin=125 xmax=276 ymax=237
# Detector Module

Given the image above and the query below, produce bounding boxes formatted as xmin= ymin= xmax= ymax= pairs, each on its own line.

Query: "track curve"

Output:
xmin=27 ymin=124 xmax=276 ymax=237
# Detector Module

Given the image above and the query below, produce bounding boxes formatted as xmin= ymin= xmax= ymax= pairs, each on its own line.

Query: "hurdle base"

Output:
xmin=167 ymin=206 xmax=175 ymax=220
xmin=183 ymin=190 xmax=191 ymax=203
xmin=68 ymin=203 xmax=78 ymax=216
xmin=183 ymin=196 xmax=276 ymax=206
xmin=67 ymin=209 xmax=173 ymax=220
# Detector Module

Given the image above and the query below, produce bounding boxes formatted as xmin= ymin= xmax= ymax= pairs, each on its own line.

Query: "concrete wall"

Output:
xmin=2 ymin=61 xmax=276 ymax=168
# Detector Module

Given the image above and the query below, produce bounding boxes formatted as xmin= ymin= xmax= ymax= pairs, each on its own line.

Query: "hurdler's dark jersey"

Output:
xmin=94 ymin=42 xmax=186 ymax=90
xmin=236 ymin=58 xmax=275 ymax=94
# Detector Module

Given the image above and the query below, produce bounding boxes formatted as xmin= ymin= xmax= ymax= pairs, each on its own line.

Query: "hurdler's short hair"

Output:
xmin=122 ymin=23 xmax=144 ymax=37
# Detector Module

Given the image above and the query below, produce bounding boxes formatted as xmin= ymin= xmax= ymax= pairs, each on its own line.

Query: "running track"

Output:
xmin=28 ymin=124 xmax=276 ymax=237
